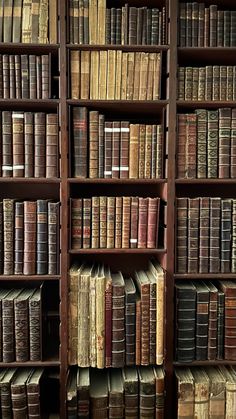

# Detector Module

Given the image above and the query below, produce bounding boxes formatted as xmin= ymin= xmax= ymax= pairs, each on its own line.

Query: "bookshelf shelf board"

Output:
xmin=174 ymin=360 xmax=236 ymax=366
xmin=0 ymin=43 xmax=59 ymax=54
xmin=0 ymin=178 xmax=61 ymax=184
xmin=178 ymin=47 xmax=236 ymax=64
xmin=69 ymin=248 xmax=167 ymax=255
xmin=177 ymin=100 xmax=236 ymax=109
xmin=0 ymin=99 xmax=59 ymax=111
xmin=67 ymin=100 xmax=168 ymax=114
xmin=67 ymin=44 xmax=169 ymax=52
xmin=0 ymin=275 xmax=61 ymax=281
xmin=174 ymin=273 xmax=236 ymax=280
xmin=0 ymin=360 xmax=60 ymax=367
xmin=176 ymin=179 xmax=236 ymax=184
xmin=68 ymin=178 xmax=167 ymax=184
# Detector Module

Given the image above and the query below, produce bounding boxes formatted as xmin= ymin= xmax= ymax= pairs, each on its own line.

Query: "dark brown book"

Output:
xmin=224 ymin=10 xmax=230 ymax=47
xmin=122 ymin=196 xmax=131 ymax=249
xmin=89 ymin=110 xmax=99 ymax=178
xmin=219 ymin=108 xmax=231 ymax=179
xmin=104 ymin=121 xmax=112 ymax=179
xmin=206 ymin=282 xmax=218 ymax=360
xmin=107 ymin=197 xmax=115 ymax=248
xmin=14 ymin=202 xmax=24 ymax=275
xmin=125 ymin=277 xmax=136 ymax=366
xmin=3 ymin=198 xmax=14 ymax=275
xmin=120 ymin=121 xmax=129 ymax=179
xmin=207 ymin=114 xmax=218 ymax=176
xmin=98 ymin=113 xmax=104 ymax=178
xmin=199 ymin=197 xmax=210 ymax=274
xmin=36 ymin=56 xmax=42 ymax=98
xmin=31 ymin=0 xmax=40 ymax=43
xmin=147 ymin=271 xmax=156 ymax=365
xmin=191 ymin=2 xmax=198 ymax=47
xmin=188 ymin=198 xmax=199 ymax=273
xmin=0 ymin=55 xmax=3 ymax=98
xmin=48 ymin=201 xmax=60 ymax=274
xmin=46 ymin=113 xmax=58 ymax=178
xmin=111 ymin=272 xmax=125 ymax=368
xmin=154 ymin=367 xmax=165 ymax=419
xmin=108 ymin=369 xmax=124 ymax=418
xmin=198 ymin=3 xmax=204 ymax=47
xmin=115 ymin=197 xmax=122 ymax=249
xmin=129 ymin=7 xmax=137 ymax=45
xmin=0 ymin=290 xmax=11 ymax=361
xmin=24 ymin=201 xmax=36 ymax=275
xmin=41 ymin=55 xmax=49 ymax=98
xmin=179 ymin=3 xmax=186 ymax=47
xmin=12 ymin=111 xmax=24 ymax=177
xmin=136 ymin=293 xmax=141 ymax=366
xmin=112 ymin=121 xmax=120 ymax=179
xmin=11 ymin=368 xmax=33 ymax=418
xmin=194 ymin=280 xmax=209 ymax=360
xmin=177 ymin=114 xmax=187 ymax=178
xmin=29 ymin=287 xmax=42 ymax=361
xmin=123 ymin=367 xmax=139 ymax=418
xmin=82 ymin=198 xmax=91 ymax=249
xmin=196 ymin=109 xmax=207 ymax=179
xmin=2 ymin=111 xmax=13 ymax=177
xmin=0 ymin=368 xmax=17 ymax=417
xmin=9 ymin=55 xmax=15 ymax=98
xmin=21 ymin=54 xmax=29 ymax=98
xmin=186 ymin=3 xmax=192 ymax=47
xmin=90 ymin=369 xmax=108 ymax=418
xmin=3 ymin=54 xmax=10 ymax=99
xmin=231 ymin=109 xmax=236 ymax=178
xmin=76 ymin=367 xmax=90 ymax=418
xmin=36 ymin=200 xmax=48 ymax=275
xmin=209 ymin=198 xmax=221 ymax=273
xmin=221 ymin=199 xmax=232 ymax=274
xmin=72 ymin=107 xmax=88 ymax=178
xmin=186 ymin=114 xmax=197 ymax=178
xmin=26 ymin=368 xmax=44 ymax=419
xmin=209 ymin=4 xmax=217 ymax=47
xmin=71 ymin=199 xmax=82 ymax=249
xmin=138 ymin=197 xmax=148 ymax=249
xmin=34 ymin=112 xmax=46 ymax=178
xmin=99 ymin=196 xmax=107 ymax=248
xmin=15 ymin=55 xmax=21 ymax=99
xmin=2 ymin=288 xmax=23 ymax=362
xmin=130 ymin=197 xmax=138 ymax=249
xmin=29 ymin=55 xmax=36 ymax=99
xmin=91 ymin=196 xmax=99 ymax=249
xmin=138 ymin=366 xmax=156 ymax=418
xmin=176 ymin=198 xmax=188 ymax=273
xmin=219 ymin=281 xmax=236 ymax=360
xmin=135 ymin=271 xmax=150 ymax=365
xmin=110 ymin=7 xmax=116 ymax=45
xmin=0 ymin=202 xmax=3 ymax=273
xmin=147 ymin=197 xmax=160 ymax=249
xmin=24 ymin=112 xmax=34 ymax=178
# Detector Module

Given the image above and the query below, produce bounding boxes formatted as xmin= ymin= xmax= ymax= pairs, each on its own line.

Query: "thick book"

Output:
xmin=175 ymin=368 xmax=194 ymax=419
xmin=122 ymin=367 xmax=139 ymax=419
xmin=154 ymin=366 xmax=165 ymax=419
xmin=199 ymin=197 xmax=209 ymax=273
xmin=108 ymin=369 xmax=124 ymax=418
xmin=26 ymin=368 xmax=44 ymax=419
xmin=176 ymin=198 xmax=188 ymax=273
xmin=221 ymin=199 xmax=232 ymax=273
xmin=111 ymin=271 xmax=125 ymax=368
xmin=14 ymin=201 xmax=24 ymax=275
xmin=219 ymin=280 xmax=236 ymax=361
xmin=72 ymin=107 xmax=88 ymax=178
xmin=209 ymin=197 xmax=221 ymax=273
xmin=36 ymin=200 xmax=48 ymax=275
xmin=206 ymin=366 xmax=225 ymax=418
xmin=95 ymin=265 xmax=106 ymax=369
xmin=90 ymin=369 xmax=108 ymax=418
xmin=48 ymin=201 xmax=60 ymax=274
xmin=193 ymin=281 xmax=210 ymax=361
xmin=206 ymin=282 xmax=218 ymax=360
xmin=11 ymin=368 xmax=33 ymax=418
xmin=2 ymin=288 xmax=23 ymax=362
xmin=29 ymin=286 xmax=42 ymax=361
xmin=24 ymin=201 xmax=36 ymax=275
xmin=125 ymin=277 xmax=136 ymax=366
xmin=67 ymin=369 xmax=77 ymax=419
xmin=188 ymin=198 xmax=199 ymax=273
xmin=135 ymin=270 xmax=150 ymax=365
xmin=0 ymin=368 xmax=17 ymax=418
xmin=3 ymin=198 xmax=14 ymax=275
xmin=138 ymin=367 xmax=156 ymax=418
xmin=191 ymin=368 xmax=210 ymax=417
xmin=77 ymin=367 xmax=90 ymax=418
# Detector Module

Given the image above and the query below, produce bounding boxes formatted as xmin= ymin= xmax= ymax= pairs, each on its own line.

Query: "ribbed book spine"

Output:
xmin=14 ymin=202 xmax=24 ymax=275
xmin=196 ymin=109 xmax=207 ymax=178
xmin=221 ymin=199 xmax=232 ymax=273
xmin=24 ymin=201 xmax=36 ymax=275
xmin=209 ymin=198 xmax=221 ymax=273
xmin=34 ymin=112 xmax=46 ymax=178
xmin=188 ymin=198 xmax=199 ymax=273
xmin=46 ymin=113 xmax=58 ymax=178
xmin=219 ymin=108 xmax=231 ymax=178
xmin=72 ymin=107 xmax=88 ymax=178
xmin=176 ymin=198 xmax=188 ymax=273
xmin=207 ymin=110 xmax=219 ymax=178
xmin=12 ymin=111 xmax=24 ymax=177
xmin=3 ymin=198 xmax=14 ymax=275
xmin=199 ymin=197 xmax=209 ymax=273
xmin=48 ymin=202 xmax=59 ymax=274
xmin=36 ymin=200 xmax=48 ymax=275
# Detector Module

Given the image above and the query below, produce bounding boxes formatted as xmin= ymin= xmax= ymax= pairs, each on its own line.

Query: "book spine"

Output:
xmin=199 ymin=197 xmax=210 ymax=274
xmin=198 ymin=4 xmax=204 ymax=47
xmin=29 ymin=55 xmax=36 ymax=99
xmin=112 ymin=283 xmax=125 ymax=367
xmin=177 ymin=114 xmax=187 ymax=178
xmin=98 ymin=114 xmax=104 ymax=178
xmin=130 ymin=197 xmax=138 ymax=249
xmin=120 ymin=121 xmax=129 ymax=179
xmin=144 ymin=125 xmax=152 ymax=179
xmin=147 ymin=197 xmax=159 ymax=249
xmin=34 ymin=112 xmax=46 ymax=178
xmin=232 ymin=200 xmax=236 ymax=273
xmin=89 ymin=110 xmax=99 ymax=178
xmin=9 ymin=55 xmax=16 ymax=98
xmin=138 ymin=124 xmax=145 ymax=178
xmin=46 ymin=113 xmax=58 ymax=178
xmin=107 ymin=197 xmax=115 ymax=248
xmin=219 ymin=108 xmax=231 ymax=179
xmin=136 ymin=298 xmax=141 ymax=365
xmin=14 ymin=202 xmax=24 ymax=275
xmin=3 ymin=198 xmax=14 ymax=275
xmin=21 ymin=54 xmax=29 ymax=98
xmin=186 ymin=3 xmax=192 ymax=46
xmin=151 ymin=125 xmax=157 ymax=179
xmin=0 ymin=202 xmax=3 ymax=274
xmin=129 ymin=7 xmax=137 ymax=45
xmin=72 ymin=107 xmax=88 ymax=178
xmin=207 ymin=110 xmax=219 ymax=178
xmin=111 ymin=121 xmax=120 ymax=179
xmin=221 ymin=199 xmax=232 ymax=273
xmin=2 ymin=110 xmax=13 ymax=178
xmin=29 ymin=294 xmax=41 ymax=361
xmin=129 ymin=124 xmax=139 ymax=178
xmin=217 ymin=292 xmax=224 ymax=359
xmin=27 ymin=382 xmax=41 ymax=419
xmin=71 ymin=199 xmax=82 ymax=249
xmin=224 ymin=11 xmax=230 ymax=47
xmin=105 ymin=279 xmax=112 ymax=368
xmin=122 ymin=197 xmax=131 ymax=249
xmin=2 ymin=298 xmax=15 ymax=362
xmin=48 ymin=202 xmax=59 ymax=274
xmin=36 ymin=56 xmax=42 ymax=98
xmin=209 ymin=5 xmax=217 ymax=47
xmin=138 ymin=197 xmax=148 ymax=248
xmin=91 ymin=196 xmax=99 ymax=249
xmin=196 ymin=293 xmax=209 ymax=361
xmin=209 ymin=198 xmax=221 ymax=273
xmin=99 ymin=196 xmax=107 ymax=248
xmin=12 ymin=111 xmax=24 ymax=177
xmin=179 ymin=3 xmax=186 ymax=47
xmin=208 ymin=291 xmax=218 ymax=360
xmin=115 ymin=197 xmax=122 ymax=249
xmin=37 ymin=199 xmax=48 ymax=275
xmin=204 ymin=8 xmax=209 ymax=47
xmin=196 ymin=109 xmax=207 ymax=178
xmin=3 ymin=54 xmax=10 ymax=98
xmin=188 ymin=198 xmax=199 ymax=273
xmin=186 ymin=114 xmax=197 ymax=178
xmin=104 ymin=121 xmax=112 ymax=178
xmin=192 ymin=2 xmax=198 ymax=47
xmin=14 ymin=297 xmax=29 ymax=361
xmin=176 ymin=198 xmax=188 ymax=273
xmin=24 ymin=201 xmax=36 ymax=275
xmin=11 ymin=383 xmax=28 ymax=418
xmin=125 ymin=300 xmax=136 ymax=366
xmin=149 ymin=280 xmax=156 ymax=365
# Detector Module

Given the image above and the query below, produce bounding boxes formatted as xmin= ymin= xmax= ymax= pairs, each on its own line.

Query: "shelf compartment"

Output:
xmin=67 ymin=44 xmax=169 ymax=52
xmin=67 ymin=100 xmax=168 ymax=116
xmin=0 ymin=99 xmax=59 ymax=111
xmin=174 ymin=273 xmax=236 ymax=280
xmin=69 ymin=248 xmax=167 ymax=255
xmin=0 ymin=178 xmax=61 ymax=184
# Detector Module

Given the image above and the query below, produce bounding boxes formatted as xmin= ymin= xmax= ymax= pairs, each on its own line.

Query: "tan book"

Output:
xmin=96 ymin=264 xmax=106 ymax=368
xmin=121 ymin=53 xmax=128 ymax=100
xmin=78 ymin=265 xmax=93 ymax=367
xmin=89 ymin=0 xmax=97 ymax=44
xmin=12 ymin=0 xmax=22 ymax=43
xmin=206 ymin=367 xmax=225 ymax=418
xmin=139 ymin=52 xmax=149 ymax=100
xmin=192 ymin=368 xmax=210 ymax=419
xmin=107 ymin=50 xmax=116 ymax=100
xmin=98 ymin=50 xmax=107 ymax=99
xmin=138 ymin=124 xmax=146 ymax=178
xmin=3 ymin=0 xmax=13 ymax=43
xmin=22 ymin=0 xmax=32 ymax=43
xmin=49 ymin=0 xmax=57 ymax=43
xmin=219 ymin=366 xmax=236 ymax=419
xmin=144 ymin=125 xmax=152 ymax=179
xmin=70 ymin=50 xmax=80 ymax=99
xmin=126 ymin=52 xmax=135 ymax=100
xmin=133 ymin=52 xmax=141 ymax=100
xmin=90 ymin=51 xmax=99 ymax=99
xmin=80 ymin=50 xmax=90 ymax=99
xmin=89 ymin=264 xmax=99 ymax=367
xmin=115 ymin=50 xmax=122 ymax=100
xmin=31 ymin=0 xmax=40 ymax=43
xmin=97 ymin=0 xmax=105 ymax=44
xmin=38 ymin=0 xmax=48 ymax=43
xmin=153 ymin=53 xmax=161 ymax=100
xmin=175 ymin=368 xmax=194 ymax=419
xmin=129 ymin=124 xmax=139 ymax=179
xmin=147 ymin=53 xmax=155 ymax=100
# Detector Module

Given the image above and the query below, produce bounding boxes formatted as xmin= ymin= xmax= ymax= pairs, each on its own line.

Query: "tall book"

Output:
xmin=112 ymin=271 xmax=125 ymax=368
xmin=77 ymin=367 xmax=90 ymax=418
xmin=26 ymin=368 xmax=44 ymax=419
xmin=123 ymin=367 xmax=139 ymax=419
xmin=193 ymin=281 xmax=210 ymax=361
xmin=11 ymin=368 xmax=33 ymax=418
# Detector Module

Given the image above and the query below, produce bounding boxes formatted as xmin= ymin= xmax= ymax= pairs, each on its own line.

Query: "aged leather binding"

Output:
xmin=77 ymin=367 xmax=90 ymax=418
xmin=27 ymin=368 xmax=44 ymax=419
xmin=34 ymin=112 xmax=46 ymax=178
xmin=135 ymin=271 xmax=150 ymax=365
xmin=36 ymin=199 xmax=48 ymax=274
xmin=209 ymin=197 xmax=221 ymax=273
xmin=71 ymin=198 xmax=82 ymax=249
xmin=24 ymin=201 xmax=36 ymax=275
xmin=29 ymin=286 xmax=42 ymax=361
xmin=122 ymin=196 xmax=131 ymax=249
xmin=14 ymin=201 xmax=24 ymax=274
xmin=176 ymin=198 xmax=188 ymax=273
xmin=137 ymin=197 xmax=148 ymax=249
xmin=111 ymin=271 xmax=125 ymax=368
xmin=107 ymin=197 xmax=115 ymax=249
xmin=89 ymin=111 xmax=99 ymax=178
xmin=105 ymin=266 xmax=112 ymax=368
xmin=46 ymin=113 xmax=58 ymax=178
xmin=2 ymin=288 xmax=23 ymax=362
xmin=11 ymin=368 xmax=33 ymax=418
xmin=188 ymin=198 xmax=199 ymax=273
xmin=125 ymin=277 xmax=136 ymax=366
xmin=72 ymin=106 xmax=88 ymax=178
xmin=3 ymin=198 xmax=14 ymax=275
xmin=12 ymin=111 xmax=24 ymax=177
xmin=194 ymin=281 xmax=210 ymax=361
xmin=175 ymin=368 xmax=194 ymax=419
xmin=48 ymin=201 xmax=59 ymax=274
xmin=206 ymin=282 xmax=218 ymax=360
xmin=138 ymin=367 xmax=156 ymax=418
xmin=221 ymin=199 xmax=232 ymax=273
xmin=0 ymin=368 xmax=17 ymax=418
xmin=199 ymin=197 xmax=210 ymax=273
xmin=91 ymin=197 xmax=99 ymax=249
xmin=108 ymin=369 xmax=124 ymax=418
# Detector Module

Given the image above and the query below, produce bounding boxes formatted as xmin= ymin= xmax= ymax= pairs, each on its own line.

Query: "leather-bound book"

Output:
xmin=231 ymin=11 xmax=236 ymax=47
xmin=227 ymin=66 xmax=233 ymax=100
xmin=72 ymin=0 xmax=79 ymax=44
xmin=122 ymin=196 xmax=131 ymax=249
xmin=83 ymin=0 xmax=89 ymax=44
xmin=177 ymin=67 xmax=185 ymax=100
xmin=196 ymin=109 xmax=207 ymax=178
xmin=135 ymin=270 xmax=150 ymax=365
xmin=96 ymin=265 xmax=106 ymax=368
xmin=139 ymin=52 xmax=149 ymax=100
xmin=192 ymin=67 xmax=199 ymax=101
xmin=177 ymin=114 xmax=187 ymax=178
xmin=110 ymin=8 xmax=116 ymax=45
xmin=138 ymin=367 xmax=156 ymax=418
xmin=72 ymin=107 xmax=88 ymax=178
xmin=194 ymin=281 xmax=210 ymax=360
xmin=191 ymin=368 xmax=210 ymax=417
xmin=224 ymin=11 xmax=230 ymax=47
xmin=219 ymin=281 xmax=236 ymax=360
xmin=151 ymin=125 xmax=157 ymax=179
xmin=125 ymin=277 xmax=136 ymax=366
xmin=112 ymin=271 xmax=125 ymax=368
xmin=151 ymin=9 xmax=159 ymax=46
xmin=77 ymin=367 xmax=90 ymax=418
xmin=192 ymin=3 xmax=198 ymax=47
xmin=121 ymin=4 xmax=128 ymax=45
xmin=67 ymin=368 xmax=77 ymax=419
xmin=212 ymin=66 xmax=219 ymax=100
xmin=90 ymin=369 xmax=108 ymax=418
xmin=206 ymin=282 xmax=218 ymax=360
xmin=34 ymin=112 xmax=46 ymax=178
xmin=36 ymin=55 xmax=42 ymax=98
xmin=91 ymin=197 xmax=99 ymax=249
xmin=232 ymin=200 xmax=236 ymax=272
xmin=175 ymin=280 xmax=196 ymax=363
xmin=68 ymin=263 xmax=83 ymax=365
xmin=217 ymin=10 xmax=224 ymax=47
xmin=0 ymin=56 xmax=3 ymax=98
xmin=198 ymin=67 xmax=206 ymax=100
xmin=3 ymin=55 xmax=10 ymax=98
xmin=144 ymin=124 xmax=152 ymax=178
xmin=133 ymin=52 xmax=141 ymax=100
xmin=0 ymin=368 xmax=17 ymax=418
xmin=147 ymin=197 xmax=160 ymax=249
xmin=24 ymin=201 xmax=36 ymax=275
xmin=90 ymin=51 xmax=99 ymax=100
xmin=14 ymin=201 xmax=24 ymax=275
xmin=137 ymin=8 xmax=143 ymax=45
xmin=179 ymin=3 xmax=186 ymax=47
xmin=219 ymin=366 xmax=236 ymax=416
xmin=126 ymin=52 xmax=135 ymax=100
xmin=41 ymin=55 xmax=49 ymax=99
xmin=176 ymin=198 xmax=188 ymax=273
xmin=88 ymin=264 xmax=98 ymax=366
xmin=129 ymin=7 xmax=137 ymax=45
xmin=27 ymin=368 xmax=44 ymax=419
xmin=122 ymin=367 xmax=139 ymax=418
xmin=89 ymin=111 xmax=99 ymax=178
xmin=0 ymin=290 xmax=11 ymax=360
xmin=2 ymin=288 xmax=23 ymax=362
xmin=116 ymin=51 xmax=122 ymax=96
xmin=206 ymin=367 xmax=225 ymax=418
xmin=121 ymin=52 xmax=128 ymax=99
xmin=11 ymin=368 xmax=33 ymax=418
xmin=209 ymin=198 xmax=221 ymax=273
xmin=70 ymin=50 xmax=80 ymax=99
xmin=186 ymin=3 xmax=192 ymax=46
xmin=146 ymin=270 xmax=156 ymax=365
xmin=9 ymin=55 xmax=16 ymax=98
xmin=199 ymin=197 xmax=209 ymax=273
xmin=80 ymin=50 xmax=90 ymax=99
xmin=104 ymin=121 xmax=112 ymax=179
xmin=115 ymin=197 xmax=122 ymax=249
xmin=130 ymin=197 xmax=138 ymax=249
xmin=147 ymin=9 xmax=152 ymax=45
xmin=205 ymin=9 xmax=210 ymax=47
xmin=186 ymin=114 xmax=197 ymax=178
xmin=29 ymin=55 xmax=36 ymax=99
xmin=98 ymin=113 xmax=105 ymax=178
xmin=38 ymin=0 xmax=48 ymax=43
xmin=108 ymin=369 xmax=124 ymax=418
xmin=120 ymin=121 xmax=130 ymax=179
xmin=3 ymin=0 xmax=13 ymax=42
xmin=78 ymin=265 xmax=92 ymax=367
xmin=31 ymin=0 xmax=40 ymax=43
xmin=71 ymin=199 xmax=82 ymax=249
xmin=99 ymin=196 xmax=107 ymax=248
xmin=105 ymin=7 xmax=111 ymax=44
xmin=36 ymin=199 xmax=48 ymax=274
xmin=188 ymin=198 xmax=199 ymax=273
xmin=29 ymin=286 xmax=42 ymax=361
xmin=12 ymin=111 xmax=24 ymax=177
xmin=198 ymin=3 xmax=204 ymax=47
xmin=3 ymin=198 xmax=14 ymax=275
xmin=209 ymin=4 xmax=217 ymax=47
xmin=220 ymin=66 xmax=227 ymax=101
xmin=105 ymin=266 xmax=112 ymax=368
xmin=14 ymin=288 xmax=35 ymax=362
xmin=83 ymin=198 xmax=91 ymax=249
xmin=135 ymin=293 xmax=141 ymax=366
xmin=98 ymin=50 xmax=107 ymax=99
xmin=21 ymin=54 xmax=29 ymax=98
xmin=0 ymin=202 xmax=3 ymax=273
xmin=184 ymin=67 xmax=193 ymax=100
xmin=154 ymin=366 xmax=165 ymax=419
xmin=111 ymin=121 xmax=120 ymax=179
xmin=107 ymin=50 xmax=116 ymax=100
xmin=137 ymin=197 xmax=148 ymax=249
xmin=221 ymin=199 xmax=232 ymax=273
xmin=48 ymin=201 xmax=59 ymax=274
xmin=142 ymin=7 xmax=147 ymax=45
xmin=46 ymin=113 xmax=58 ymax=178
xmin=138 ymin=124 xmax=145 ymax=178
xmin=219 ymin=108 xmax=231 ymax=178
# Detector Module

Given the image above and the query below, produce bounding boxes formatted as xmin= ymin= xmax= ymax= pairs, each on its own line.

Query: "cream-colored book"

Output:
xmin=22 ymin=0 xmax=32 ymax=43
xmin=89 ymin=0 xmax=97 ymax=44
xmin=49 ymin=0 xmax=57 ymax=43
xmin=175 ymin=368 xmax=194 ymax=419
xmin=107 ymin=50 xmax=116 ymax=100
xmin=89 ymin=265 xmax=98 ymax=367
xmin=219 ymin=366 xmax=236 ymax=419
xmin=80 ymin=50 xmax=90 ymax=99
xmin=121 ymin=52 xmax=128 ymax=100
xmin=97 ymin=0 xmax=105 ymax=44
xmin=90 ymin=51 xmax=99 ymax=99
xmin=98 ymin=50 xmax=107 ymax=99
xmin=96 ymin=264 xmax=106 ymax=368
xmin=153 ymin=53 xmax=161 ymax=100
xmin=126 ymin=52 xmax=135 ymax=100
xmin=115 ymin=50 xmax=122 ymax=100
xmin=206 ymin=366 xmax=225 ymax=418
xmin=192 ymin=368 xmax=210 ymax=419
xmin=133 ymin=52 xmax=141 ymax=100
xmin=70 ymin=50 xmax=80 ymax=99
xmin=139 ymin=52 xmax=149 ymax=100
xmin=147 ymin=53 xmax=155 ymax=101
xmin=39 ymin=0 xmax=48 ymax=43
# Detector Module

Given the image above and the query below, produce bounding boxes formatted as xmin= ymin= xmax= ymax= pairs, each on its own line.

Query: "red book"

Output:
xmin=147 ymin=197 xmax=160 ymax=249
xmin=138 ymin=198 xmax=148 ymax=248
xmin=130 ymin=197 xmax=138 ymax=249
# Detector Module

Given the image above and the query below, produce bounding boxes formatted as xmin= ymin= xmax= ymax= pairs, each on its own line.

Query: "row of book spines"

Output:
xmin=72 ymin=108 xmax=163 ymax=179
xmin=71 ymin=50 xmax=161 ymax=101
xmin=175 ymin=280 xmax=230 ymax=362
xmin=176 ymin=365 xmax=236 ymax=419
xmin=71 ymin=197 xmax=161 ymax=250
xmin=0 ymin=286 xmax=42 ymax=363
xmin=0 ymin=54 xmax=51 ymax=100
xmin=0 ymin=111 xmax=58 ymax=178
xmin=67 ymin=366 xmax=164 ymax=419
xmin=179 ymin=3 xmax=236 ymax=47
xmin=69 ymin=263 xmax=164 ymax=368
xmin=176 ymin=197 xmax=236 ymax=274
xmin=177 ymin=109 xmax=236 ymax=179
xmin=0 ymin=0 xmax=57 ymax=44
xmin=0 ymin=367 xmax=44 ymax=419
xmin=178 ymin=66 xmax=236 ymax=101
xmin=0 ymin=199 xmax=60 ymax=276
xmin=69 ymin=3 xmax=166 ymax=46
